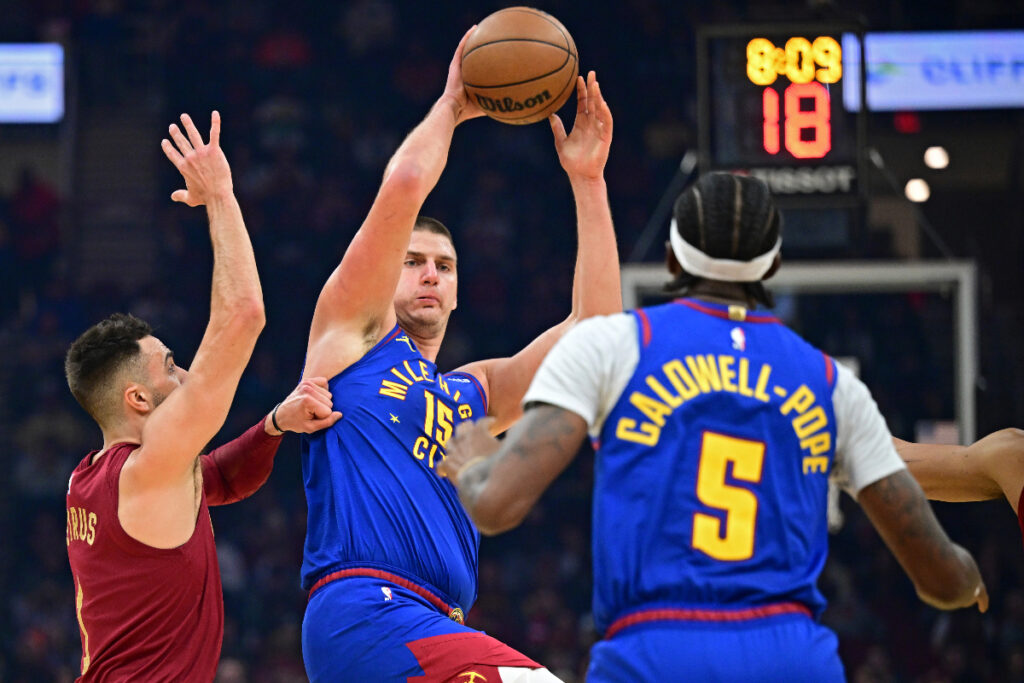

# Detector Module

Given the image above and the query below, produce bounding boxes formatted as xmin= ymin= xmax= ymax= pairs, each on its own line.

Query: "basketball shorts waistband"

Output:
xmin=605 ymin=601 xmax=812 ymax=639
xmin=307 ymin=567 xmax=465 ymax=624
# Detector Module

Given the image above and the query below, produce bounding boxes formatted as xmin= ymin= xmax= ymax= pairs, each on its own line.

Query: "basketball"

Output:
xmin=462 ymin=7 xmax=579 ymax=125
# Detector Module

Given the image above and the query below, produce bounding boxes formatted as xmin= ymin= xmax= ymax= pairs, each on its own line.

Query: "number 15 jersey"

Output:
xmin=300 ymin=326 xmax=487 ymax=611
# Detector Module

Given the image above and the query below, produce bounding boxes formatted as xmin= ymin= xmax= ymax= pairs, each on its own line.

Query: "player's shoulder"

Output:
xmin=565 ymin=311 xmax=637 ymax=346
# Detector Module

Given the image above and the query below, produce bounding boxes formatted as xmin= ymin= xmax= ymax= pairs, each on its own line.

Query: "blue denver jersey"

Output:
xmin=593 ymin=298 xmax=838 ymax=634
xmin=300 ymin=325 xmax=487 ymax=610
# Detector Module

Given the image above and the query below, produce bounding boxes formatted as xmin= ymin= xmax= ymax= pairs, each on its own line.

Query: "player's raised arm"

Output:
xmin=457 ymin=72 xmax=621 ymax=434
xmin=304 ymin=28 xmax=484 ymax=381
xmin=896 ymin=429 xmax=1024 ymax=507
xmin=127 ymin=112 xmax=265 ymax=486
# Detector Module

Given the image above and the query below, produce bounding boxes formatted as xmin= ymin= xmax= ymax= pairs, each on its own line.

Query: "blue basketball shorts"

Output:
xmin=302 ymin=575 xmax=539 ymax=682
xmin=587 ymin=612 xmax=844 ymax=682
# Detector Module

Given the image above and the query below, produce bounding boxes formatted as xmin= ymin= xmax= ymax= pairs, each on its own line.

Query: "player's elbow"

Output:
xmin=225 ymin=296 xmax=266 ymax=336
xmin=988 ymin=428 xmax=1024 ymax=461
xmin=382 ymin=162 xmax=430 ymax=199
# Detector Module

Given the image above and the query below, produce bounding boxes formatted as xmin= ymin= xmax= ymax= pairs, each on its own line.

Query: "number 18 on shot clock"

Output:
xmin=697 ymin=24 xmax=867 ymax=207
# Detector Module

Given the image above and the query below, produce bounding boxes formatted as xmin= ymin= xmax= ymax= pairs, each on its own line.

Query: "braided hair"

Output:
xmin=666 ymin=172 xmax=781 ymax=308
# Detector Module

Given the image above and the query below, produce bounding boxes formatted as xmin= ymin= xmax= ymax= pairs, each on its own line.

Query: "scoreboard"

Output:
xmin=698 ymin=24 xmax=867 ymax=208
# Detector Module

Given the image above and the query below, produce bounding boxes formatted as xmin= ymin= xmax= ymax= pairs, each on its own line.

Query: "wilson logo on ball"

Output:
xmin=474 ymin=90 xmax=552 ymax=114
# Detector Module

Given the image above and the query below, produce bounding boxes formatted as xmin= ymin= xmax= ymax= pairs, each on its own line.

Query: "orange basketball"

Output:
xmin=461 ymin=7 xmax=579 ymax=125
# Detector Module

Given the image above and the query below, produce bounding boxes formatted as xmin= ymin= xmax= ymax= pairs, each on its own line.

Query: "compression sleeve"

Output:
xmin=201 ymin=419 xmax=283 ymax=506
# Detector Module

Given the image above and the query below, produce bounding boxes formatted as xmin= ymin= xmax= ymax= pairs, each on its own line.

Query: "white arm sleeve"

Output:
xmin=831 ymin=362 xmax=906 ymax=498
xmin=522 ymin=313 xmax=640 ymax=438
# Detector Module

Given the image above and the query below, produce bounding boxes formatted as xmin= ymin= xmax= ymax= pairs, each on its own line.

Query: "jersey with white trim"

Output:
xmin=592 ymin=299 xmax=838 ymax=632
xmin=300 ymin=325 xmax=486 ymax=610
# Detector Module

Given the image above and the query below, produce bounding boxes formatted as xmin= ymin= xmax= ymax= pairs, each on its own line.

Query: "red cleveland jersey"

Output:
xmin=66 ymin=443 xmax=223 ymax=682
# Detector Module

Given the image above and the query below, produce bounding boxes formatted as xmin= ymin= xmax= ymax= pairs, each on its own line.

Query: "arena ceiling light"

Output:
xmin=924 ymin=146 xmax=949 ymax=170
xmin=905 ymin=178 xmax=931 ymax=202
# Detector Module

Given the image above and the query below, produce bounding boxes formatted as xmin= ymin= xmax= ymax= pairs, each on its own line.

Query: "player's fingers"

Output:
xmin=170 ymin=189 xmax=189 ymax=204
xmin=161 ymin=139 xmax=184 ymax=167
xmin=307 ymin=396 xmax=337 ymax=419
xmin=181 ymin=113 xmax=205 ymax=149
xmin=977 ymin=584 xmax=989 ymax=613
xmin=210 ymin=110 xmax=221 ymax=147
xmin=302 ymin=380 xmax=334 ymax=403
xmin=594 ymin=80 xmax=613 ymax=133
xmin=437 ymin=459 xmax=454 ymax=478
xmin=168 ymin=123 xmax=193 ymax=155
xmin=575 ymin=75 xmax=587 ymax=117
xmin=453 ymin=24 xmax=478 ymax=65
xmin=549 ymin=114 xmax=567 ymax=145
xmin=476 ymin=416 xmax=499 ymax=436
xmin=305 ymin=376 xmax=330 ymax=390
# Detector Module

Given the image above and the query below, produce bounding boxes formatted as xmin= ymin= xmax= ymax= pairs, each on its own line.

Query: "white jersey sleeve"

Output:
xmin=831 ymin=361 xmax=906 ymax=498
xmin=522 ymin=313 xmax=640 ymax=438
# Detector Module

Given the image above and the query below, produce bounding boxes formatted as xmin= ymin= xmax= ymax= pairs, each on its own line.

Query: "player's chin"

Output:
xmin=400 ymin=309 xmax=448 ymax=334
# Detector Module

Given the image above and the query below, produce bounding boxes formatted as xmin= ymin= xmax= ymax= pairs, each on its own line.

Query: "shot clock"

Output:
xmin=698 ymin=24 xmax=867 ymax=209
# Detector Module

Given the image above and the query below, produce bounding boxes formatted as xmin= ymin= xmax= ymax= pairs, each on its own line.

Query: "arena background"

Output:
xmin=1 ymin=1 xmax=1022 ymax=681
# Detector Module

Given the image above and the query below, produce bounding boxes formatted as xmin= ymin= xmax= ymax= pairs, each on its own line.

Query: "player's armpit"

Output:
xmin=858 ymin=469 xmax=987 ymax=612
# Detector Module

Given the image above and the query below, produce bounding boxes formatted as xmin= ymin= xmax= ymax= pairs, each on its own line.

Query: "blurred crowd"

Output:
xmin=2 ymin=1 xmax=1023 ymax=681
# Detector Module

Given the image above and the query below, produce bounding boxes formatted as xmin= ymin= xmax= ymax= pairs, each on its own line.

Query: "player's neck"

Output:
xmin=687 ymin=280 xmax=752 ymax=308
xmin=99 ymin=419 xmax=143 ymax=458
xmin=403 ymin=326 xmax=445 ymax=364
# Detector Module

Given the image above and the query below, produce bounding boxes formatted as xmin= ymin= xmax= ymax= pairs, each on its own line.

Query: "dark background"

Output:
xmin=2 ymin=1 xmax=1023 ymax=681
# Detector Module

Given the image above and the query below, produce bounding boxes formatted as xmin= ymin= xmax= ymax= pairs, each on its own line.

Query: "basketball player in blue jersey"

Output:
xmin=298 ymin=28 xmax=619 ymax=682
xmin=440 ymin=172 xmax=989 ymax=682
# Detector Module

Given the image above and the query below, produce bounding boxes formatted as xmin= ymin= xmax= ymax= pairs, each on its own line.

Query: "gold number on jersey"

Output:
xmin=76 ymin=575 xmax=91 ymax=674
xmin=423 ymin=390 xmax=454 ymax=447
xmin=692 ymin=431 xmax=765 ymax=561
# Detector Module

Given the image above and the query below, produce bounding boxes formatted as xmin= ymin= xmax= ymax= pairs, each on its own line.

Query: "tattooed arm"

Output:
xmin=439 ymin=404 xmax=589 ymax=535
xmin=858 ymin=469 xmax=989 ymax=612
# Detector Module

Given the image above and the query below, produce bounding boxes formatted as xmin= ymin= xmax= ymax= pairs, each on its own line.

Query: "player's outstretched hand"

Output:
xmin=441 ymin=26 xmax=486 ymax=125
xmin=550 ymin=70 xmax=613 ymax=182
xmin=161 ymin=111 xmax=233 ymax=207
xmin=270 ymin=377 xmax=343 ymax=435
xmin=438 ymin=417 xmax=499 ymax=482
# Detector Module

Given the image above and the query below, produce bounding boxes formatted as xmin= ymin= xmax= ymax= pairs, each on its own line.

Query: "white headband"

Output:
xmin=669 ymin=218 xmax=781 ymax=282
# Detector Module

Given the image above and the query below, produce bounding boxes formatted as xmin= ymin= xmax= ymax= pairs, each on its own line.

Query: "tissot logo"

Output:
xmin=747 ymin=165 xmax=855 ymax=194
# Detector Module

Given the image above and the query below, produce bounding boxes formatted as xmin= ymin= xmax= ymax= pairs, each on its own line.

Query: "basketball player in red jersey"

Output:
xmin=898 ymin=429 xmax=1024 ymax=539
xmin=63 ymin=111 xmax=341 ymax=682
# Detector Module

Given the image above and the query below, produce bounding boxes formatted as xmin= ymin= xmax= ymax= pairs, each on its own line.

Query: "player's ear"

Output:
xmin=762 ymin=254 xmax=782 ymax=281
xmin=124 ymin=382 xmax=154 ymax=416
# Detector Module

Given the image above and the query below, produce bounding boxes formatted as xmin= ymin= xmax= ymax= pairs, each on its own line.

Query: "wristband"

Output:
xmin=271 ymin=403 xmax=285 ymax=435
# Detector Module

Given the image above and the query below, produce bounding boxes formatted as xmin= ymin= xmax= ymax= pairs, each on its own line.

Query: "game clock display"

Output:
xmin=698 ymin=25 xmax=866 ymax=205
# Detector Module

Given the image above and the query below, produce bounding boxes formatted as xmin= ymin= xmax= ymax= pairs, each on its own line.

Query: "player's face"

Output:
xmin=138 ymin=335 xmax=187 ymax=409
xmin=393 ymin=230 xmax=458 ymax=337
